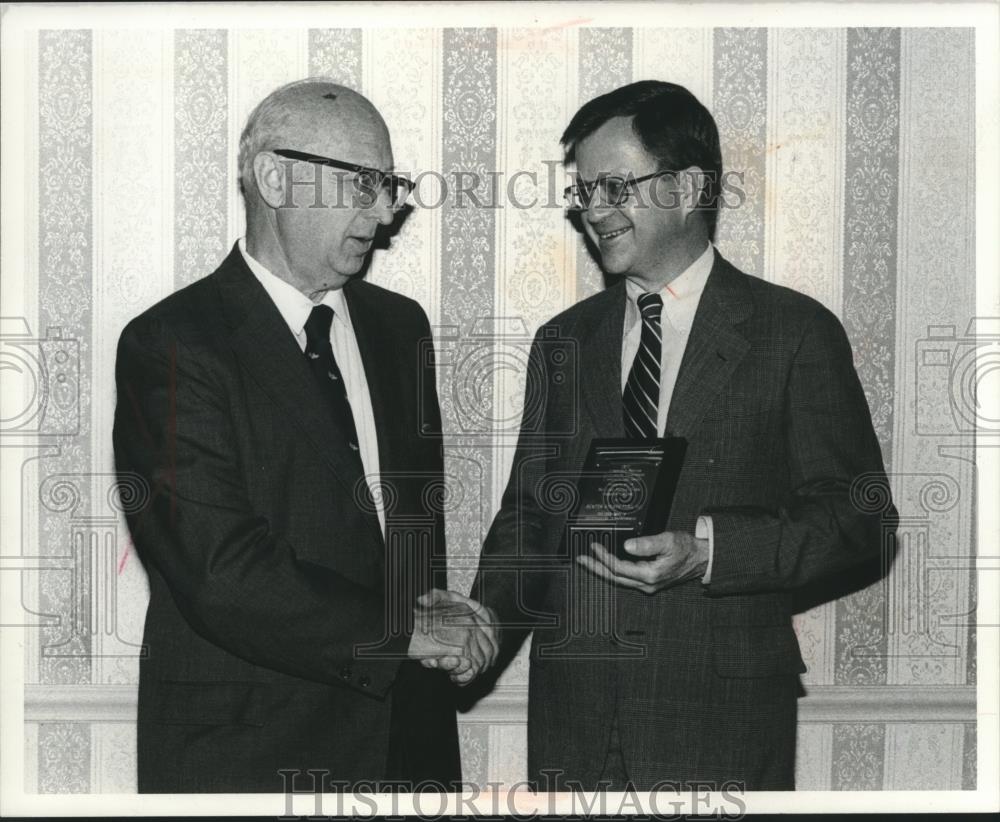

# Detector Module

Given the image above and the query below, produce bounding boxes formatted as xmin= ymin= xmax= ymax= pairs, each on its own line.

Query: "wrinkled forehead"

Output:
xmin=284 ymin=88 xmax=393 ymax=170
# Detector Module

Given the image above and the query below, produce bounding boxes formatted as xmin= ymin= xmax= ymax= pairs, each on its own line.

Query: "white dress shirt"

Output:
xmin=620 ymin=242 xmax=716 ymax=581
xmin=239 ymin=238 xmax=385 ymax=536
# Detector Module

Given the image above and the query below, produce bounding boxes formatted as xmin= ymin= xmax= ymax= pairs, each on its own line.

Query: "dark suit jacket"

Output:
xmin=473 ymin=250 xmax=896 ymax=790
xmin=113 ymin=245 xmax=460 ymax=792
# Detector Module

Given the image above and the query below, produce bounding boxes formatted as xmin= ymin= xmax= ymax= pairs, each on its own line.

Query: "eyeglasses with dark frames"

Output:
xmin=563 ymin=170 xmax=678 ymax=211
xmin=272 ymin=148 xmax=415 ymax=211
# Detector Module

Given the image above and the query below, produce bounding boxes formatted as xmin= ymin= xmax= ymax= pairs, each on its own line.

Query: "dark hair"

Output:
xmin=561 ymin=80 xmax=723 ymax=239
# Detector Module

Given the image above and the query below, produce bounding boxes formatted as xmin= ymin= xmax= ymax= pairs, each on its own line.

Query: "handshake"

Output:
xmin=407 ymin=588 xmax=499 ymax=685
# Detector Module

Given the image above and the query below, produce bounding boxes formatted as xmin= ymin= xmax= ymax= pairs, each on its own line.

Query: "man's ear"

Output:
xmin=253 ymin=151 xmax=288 ymax=209
xmin=678 ymin=165 xmax=708 ymax=217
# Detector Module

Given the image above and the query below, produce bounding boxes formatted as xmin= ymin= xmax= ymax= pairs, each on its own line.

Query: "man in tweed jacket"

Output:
xmin=430 ymin=81 xmax=896 ymax=791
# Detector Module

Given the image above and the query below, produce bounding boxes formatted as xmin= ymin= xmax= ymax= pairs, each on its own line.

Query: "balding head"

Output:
xmin=238 ymin=78 xmax=391 ymax=212
xmin=239 ymin=78 xmax=396 ymax=300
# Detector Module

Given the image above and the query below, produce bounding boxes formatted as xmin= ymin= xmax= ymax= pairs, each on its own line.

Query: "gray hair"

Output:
xmin=236 ymin=77 xmax=333 ymax=208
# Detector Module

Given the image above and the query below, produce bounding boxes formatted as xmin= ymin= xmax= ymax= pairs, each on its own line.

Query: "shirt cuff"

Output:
xmin=696 ymin=515 xmax=714 ymax=584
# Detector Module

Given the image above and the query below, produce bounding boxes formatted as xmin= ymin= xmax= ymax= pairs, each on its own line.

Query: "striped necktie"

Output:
xmin=303 ymin=304 xmax=362 ymax=463
xmin=623 ymin=291 xmax=663 ymax=439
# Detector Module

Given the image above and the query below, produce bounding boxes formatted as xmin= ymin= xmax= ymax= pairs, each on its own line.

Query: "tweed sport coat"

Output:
xmin=472 ymin=249 xmax=895 ymax=790
xmin=114 ymin=245 xmax=460 ymax=792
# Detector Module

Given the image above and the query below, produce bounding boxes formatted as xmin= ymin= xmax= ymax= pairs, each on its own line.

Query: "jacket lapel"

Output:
xmin=343 ymin=280 xmax=403 ymax=499
xmin=665 ymin=251 xmax=752 ymax=438
xmin=580 ymin=281 xmax=628 ymax=438
xmin=215 ymin=247 xmax=384 ymax=548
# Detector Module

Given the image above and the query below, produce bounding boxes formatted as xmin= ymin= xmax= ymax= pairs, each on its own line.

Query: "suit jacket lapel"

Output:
xmin=665 ymin=251 xmax=752 ymax=438
xmin=215 ymin=247 xmax=384 ymax=548
xmin=343 ymin=281 xmax=402 ymax=511
xmin=580 ymin=281 xmax=627 ymax=438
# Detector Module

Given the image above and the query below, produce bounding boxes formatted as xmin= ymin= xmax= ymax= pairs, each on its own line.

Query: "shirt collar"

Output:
xmin=239 ymin=237 xmax=351 ymax=337
xmin=625 ymin=242 xmax=714 ymax=306
xmin=319 ymin=283 xmax=351 ymax=331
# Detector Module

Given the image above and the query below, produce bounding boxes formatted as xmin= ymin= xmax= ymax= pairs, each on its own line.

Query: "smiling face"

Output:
xmin=573 ymin=116 xmax=695 ymax=290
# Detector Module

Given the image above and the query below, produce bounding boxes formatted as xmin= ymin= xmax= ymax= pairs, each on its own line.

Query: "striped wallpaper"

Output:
xmin=13 ymin=26 xmax=977 ymax=793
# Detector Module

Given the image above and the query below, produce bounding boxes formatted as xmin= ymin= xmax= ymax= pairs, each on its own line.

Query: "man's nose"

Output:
xmin=369 ymin=186 xmax=395 ymax=226
xmin=585 ymin=194 xmax=614 ymax=224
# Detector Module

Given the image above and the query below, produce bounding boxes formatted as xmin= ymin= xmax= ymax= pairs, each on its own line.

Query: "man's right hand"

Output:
xmin=409 ymin=589 xmax=498 ymax=685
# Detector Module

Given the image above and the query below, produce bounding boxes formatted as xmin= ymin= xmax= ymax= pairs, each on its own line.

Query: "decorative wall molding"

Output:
xmin=460 ymin=686 xmax=977 ymax=724
xmin=25 ymin=686 xmax=137 ymax=723
xmin=797 ymin=685 xmax=975 ymax=723
xmin=24 ymin=684 xmax=976 ymax=724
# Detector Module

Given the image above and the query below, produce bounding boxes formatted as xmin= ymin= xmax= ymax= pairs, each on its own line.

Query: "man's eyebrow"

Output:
xmin=322 ymin=92 xmax=337 ymax=101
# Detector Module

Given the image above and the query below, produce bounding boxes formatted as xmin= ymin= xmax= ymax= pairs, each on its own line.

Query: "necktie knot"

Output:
xmin=304 ymin=304 xmax=335 ymax=353
xmin=637 ymin=292 xmax=663 ymax=320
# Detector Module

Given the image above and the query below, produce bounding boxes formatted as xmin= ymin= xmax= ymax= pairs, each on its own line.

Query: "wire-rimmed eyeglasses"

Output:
xmin=563 ymin=170 xmax=678 ymax=211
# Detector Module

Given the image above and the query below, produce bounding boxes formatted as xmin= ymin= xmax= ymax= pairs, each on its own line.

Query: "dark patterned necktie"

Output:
xmin=623 ymin=291 xmax=663 ymax=438
xmin=303 ymin=304 xmax=362 ymax=460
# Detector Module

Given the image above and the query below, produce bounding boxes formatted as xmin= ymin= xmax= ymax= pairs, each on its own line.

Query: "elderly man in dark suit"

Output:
xmin=428 ymin=80 xmax=895 ymax=791
xmin=113 ymin=79 xmax=495 ymax=793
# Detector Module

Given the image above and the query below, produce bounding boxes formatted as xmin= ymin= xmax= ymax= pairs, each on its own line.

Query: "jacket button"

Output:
xmin=359 ymin=676 xmax=371 ymax=688
xmin=339 ymin=667 xmax=351 ymax=680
